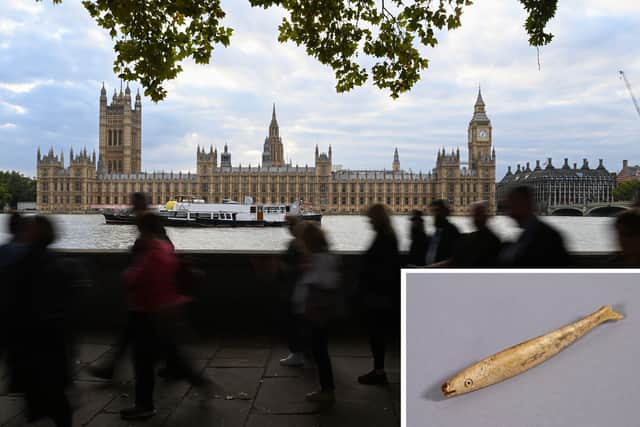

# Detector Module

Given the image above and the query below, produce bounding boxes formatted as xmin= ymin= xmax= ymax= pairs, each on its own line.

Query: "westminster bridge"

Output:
xmin=546 ymin=202 xmax=632 ymax=217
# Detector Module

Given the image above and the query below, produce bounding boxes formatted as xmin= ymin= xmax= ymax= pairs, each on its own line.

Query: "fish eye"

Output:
xmin=464 ymin=379 xmax=474 ymax=388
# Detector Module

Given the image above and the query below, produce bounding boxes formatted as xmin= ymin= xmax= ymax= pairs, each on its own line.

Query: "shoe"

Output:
xmin=357 ymin=370 xmax=388 ymax=386
xmin=120 ymin=406 xmax=157 ymax=420
xmin=305 ymin=389 xmax=335 ymax=403
xmin=87 ymin=365 xmax=114 ymax=380
xmin=279 ymin=353 xmax=305 ymax=367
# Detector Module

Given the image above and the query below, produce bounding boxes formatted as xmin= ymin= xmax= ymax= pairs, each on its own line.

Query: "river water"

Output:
xmin=0 ymin=214 xmax=618 ymax=253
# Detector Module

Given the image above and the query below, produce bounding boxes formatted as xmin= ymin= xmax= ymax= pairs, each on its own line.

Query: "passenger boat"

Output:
xmin=102 ymin=197 xmax=322 ymax=227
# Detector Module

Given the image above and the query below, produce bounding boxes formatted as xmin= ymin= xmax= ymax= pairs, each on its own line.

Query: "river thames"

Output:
xmin=0 ymin=214 xmax=618 ymax=253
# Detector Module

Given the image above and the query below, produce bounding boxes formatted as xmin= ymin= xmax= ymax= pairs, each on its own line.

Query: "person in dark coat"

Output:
xmin=425 ymin=199 xmax=461 ymax=266
xmin=452 ymin=201 xmax=502 ymax=267
xmin=407 ymin=210 xmax=429 ymax=267
xmin=357 ymin=204 xmax=400 ymax=385
xmin=278 ymin=215 xmax=307 ymax=367
xmin=608 ymin=209 xmax=640 ymax=266
xmin=1 ymin=213 xmax=29 ymax=357
xmin=498 ymin=185 xmax=570 ymax=267
xmin=6 ymin=216 xmax=75 ymax=427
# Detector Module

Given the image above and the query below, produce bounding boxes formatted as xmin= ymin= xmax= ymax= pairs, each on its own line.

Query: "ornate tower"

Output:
xmin=262 ymin=104 xmax=284 ymax=168
xmin=392 ymin=147 xmax=400 ymax=172
xmin=98 ymin=82 xmax=142 ymax=175
xmin=221 ymin=143 xmax=232 ymax=168
xmin=468 ymin=88 xmax=492 ymax=170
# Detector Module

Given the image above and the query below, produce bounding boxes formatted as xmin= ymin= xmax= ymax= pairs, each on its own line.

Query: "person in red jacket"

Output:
xmin=120 ymin=213 xmax=191 ymax=420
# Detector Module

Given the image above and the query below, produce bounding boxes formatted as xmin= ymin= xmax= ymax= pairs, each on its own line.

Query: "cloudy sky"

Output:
xmin=0 ymin=0 xmax=639 ymax=178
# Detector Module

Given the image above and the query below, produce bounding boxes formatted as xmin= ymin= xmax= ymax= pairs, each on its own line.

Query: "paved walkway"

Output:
xmin=0 ymin=335 xmax=400 ymax=426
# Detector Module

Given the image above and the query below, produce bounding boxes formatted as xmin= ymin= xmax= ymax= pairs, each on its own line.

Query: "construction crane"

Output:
xmin=619 ymin=70 xmax=640 ymax=119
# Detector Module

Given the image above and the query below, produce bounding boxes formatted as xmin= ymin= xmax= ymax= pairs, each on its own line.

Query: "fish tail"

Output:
xmin=595 ymin=305 xmax=624 ymax=322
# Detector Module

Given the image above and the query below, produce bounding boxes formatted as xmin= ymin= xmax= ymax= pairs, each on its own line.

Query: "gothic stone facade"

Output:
xmin=36 ymin=86 xmax=496 ymax=215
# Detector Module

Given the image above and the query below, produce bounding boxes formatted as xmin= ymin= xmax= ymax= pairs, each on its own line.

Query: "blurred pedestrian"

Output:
xmin=357 ymin=204 xmax=400 ymax=386
xmin=407 ymin=210 xmax=429 ymax=267
xmin=292 ymin=221 xmax=341 ymax=403
xmin=278 ymin=215 xmax=308 ymax=367
xmin=5 ymin=216 xmax=76 ymax=427
xmin=498 ymin=185 xmax=570 ymax=267
xmin=452 ymin=201 xmax=501 ymax=267
xmin=119 ymin=213 xmax=202 ymax=420
xmin=610 ymin=209 xmax=640 ymax=266
xmin=1 ymin=213 xmax=29 ymax=356
xmin=426 ymin=199 xmax=461 ymax=267
xmin=88 ymin=192 xmax=171 ymax=380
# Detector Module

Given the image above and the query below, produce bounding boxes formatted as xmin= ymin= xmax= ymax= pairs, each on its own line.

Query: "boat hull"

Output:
xmin=103 ymin=213 xmax=321 ymax=227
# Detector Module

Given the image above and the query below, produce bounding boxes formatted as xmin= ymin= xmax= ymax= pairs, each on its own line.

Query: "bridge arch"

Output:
xmin=586 ymin=205 xmax=629 ymax=217
xmin=550 ymin=207 xmax=583 ymax=216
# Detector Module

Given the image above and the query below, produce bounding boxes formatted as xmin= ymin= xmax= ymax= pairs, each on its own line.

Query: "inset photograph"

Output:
xmin=403 ymin=270 xmax=639 ymax=427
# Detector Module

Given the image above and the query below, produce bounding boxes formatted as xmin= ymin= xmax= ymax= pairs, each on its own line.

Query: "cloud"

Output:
xmin=0 ymin=123 xmax=17 ymax=129
xmin=0 ymin=101 xmax=27 ymax=114
xmin=0 ymin=79 xmax=53 ymax=94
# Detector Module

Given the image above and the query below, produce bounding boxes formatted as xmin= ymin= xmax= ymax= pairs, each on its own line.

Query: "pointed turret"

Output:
xmin=475 ymin=86 xmax=485 ymax=108
xmin=470 ymin=86 xmax=490 ymax=124
xmin=135 ymin=88 xmax=141 ymax=108
xmin=392 ymin=147 xmax=400 ymax=172
xmin=37 ymin=146 xmax=41 ymax=161
xmin=328 ymin=145 xmax=332 ymax=161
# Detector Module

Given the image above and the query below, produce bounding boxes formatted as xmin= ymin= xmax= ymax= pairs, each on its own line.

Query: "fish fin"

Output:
xmin=597 ymin=305 xmax=624 ymax=322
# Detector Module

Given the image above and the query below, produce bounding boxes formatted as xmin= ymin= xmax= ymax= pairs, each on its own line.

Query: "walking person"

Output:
xmin=452 ymin=201 xmax=501 ymax=267
xmin=407 ymin=209 xmax=429 ymax=267
xmin=498 ymin=185 xmax=569 ymax=267
xmin=291 ymin=221 xmax=341 ymax=403
xmin=278 ymin=215 xmax=308 ymax=367
xmin=1 ymin=213 xmax=29 ymax=357
xmin=119 ymin=213 xmax=194 ymax=420
xmin=357 ymin=204 xmax=400 ymax=385
xmin=609 ymin=209 xmax=640 ymax=266
xmin=5 ymin=216 xmax=76 ymax=427
xmin=425 ymin=199 xmax=461 ymax=267
xmin=88 ymin=192 xmax=172 ymax=380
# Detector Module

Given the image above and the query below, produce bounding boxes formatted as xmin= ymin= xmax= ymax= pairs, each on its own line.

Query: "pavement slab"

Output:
xmin=244 ymin=414 xmax=321 ymax=427
xmin=210 ymin=348 xmax=270 ymax=368
xmin=263 ymin=348 xmax=317 ymax=379
xmin=164 ymin=399 xmax=251 ymax=427
xmin=86 ymin=411 xmax=172 ymax=427
xmin=197 ymin=367 xmax=263 ymax=400
xmin=318 ymin=399 xmax=398 ymax=427
xmin=252 ymin=377 xmax=321 ymax=415
xmin=0 ymin=395 xmax=24 ymax=425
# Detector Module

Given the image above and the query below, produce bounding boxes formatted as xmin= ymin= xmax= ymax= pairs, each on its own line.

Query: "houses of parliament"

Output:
xmin=36 ymin=83 xmax=496 ymax=215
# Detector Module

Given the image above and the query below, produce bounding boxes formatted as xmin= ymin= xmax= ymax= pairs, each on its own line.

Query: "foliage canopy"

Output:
xmin=0 ymin=171 xmax=37 ymax=210
xmin=40 ymin=0 xmax=558 ymax=101
xmin=614 ymin=180 xmax=640 ymax=202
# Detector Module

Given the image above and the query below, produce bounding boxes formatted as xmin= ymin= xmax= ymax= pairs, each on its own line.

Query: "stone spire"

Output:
xmin=269 ymin=103 xmax=279 ymax=138
xmin=392 ymin=147 xmax=400 ymax=172
xmin=471 ymin=86 xmax=490 ymax=124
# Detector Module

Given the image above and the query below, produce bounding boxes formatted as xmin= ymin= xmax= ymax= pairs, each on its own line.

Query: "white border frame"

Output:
xmin=400 ymin=268 xmax=640 ymax=427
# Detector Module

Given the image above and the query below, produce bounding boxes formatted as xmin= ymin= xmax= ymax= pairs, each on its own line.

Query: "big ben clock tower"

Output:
xmin=468 ymin=88 xmax=492 ymax=170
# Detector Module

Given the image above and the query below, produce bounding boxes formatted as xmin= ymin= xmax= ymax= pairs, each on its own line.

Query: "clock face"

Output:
xmin=478 ymin=129 xmax=488 ymax=139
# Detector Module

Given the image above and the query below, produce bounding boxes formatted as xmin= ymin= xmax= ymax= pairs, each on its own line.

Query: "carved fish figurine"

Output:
xmin=441 ymin=305 xmax=623 ymax=398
